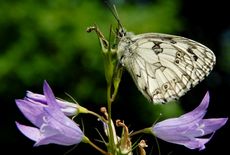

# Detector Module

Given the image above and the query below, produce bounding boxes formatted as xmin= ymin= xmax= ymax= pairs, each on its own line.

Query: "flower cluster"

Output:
xmin=16 ymin=81 xmax=228 ymax=154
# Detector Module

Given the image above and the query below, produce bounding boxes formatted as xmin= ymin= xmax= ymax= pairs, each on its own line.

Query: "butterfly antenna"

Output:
xmin=105 ymin=1 xmax=124 ymax=29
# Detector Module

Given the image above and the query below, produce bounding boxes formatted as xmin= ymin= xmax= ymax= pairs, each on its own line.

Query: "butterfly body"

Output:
xmin=117 ymin=32 xmax=216 ymax=104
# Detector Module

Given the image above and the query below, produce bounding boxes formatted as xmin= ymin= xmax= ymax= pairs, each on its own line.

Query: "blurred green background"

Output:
xmin=0 ymin=0 xmax=229 ymax=154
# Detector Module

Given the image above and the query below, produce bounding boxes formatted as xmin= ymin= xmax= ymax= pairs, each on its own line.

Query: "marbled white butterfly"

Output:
xmin=88 ymin=5 xmax=216 ymax=104
xmin=117 ymin=31 xmax=215 ymax=103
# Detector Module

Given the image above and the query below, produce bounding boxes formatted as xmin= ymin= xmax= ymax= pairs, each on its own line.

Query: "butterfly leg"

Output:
xmin=86 ymin=25 xmax=109 ymax=51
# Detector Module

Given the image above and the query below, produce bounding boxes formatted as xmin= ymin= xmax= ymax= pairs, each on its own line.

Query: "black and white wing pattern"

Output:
xmin=117 ymin=33 xmax=215 ymax=104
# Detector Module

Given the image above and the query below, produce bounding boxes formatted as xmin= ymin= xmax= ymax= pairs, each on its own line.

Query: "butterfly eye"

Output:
xmin=118 ymin=32 xmax=123 ymax=38
xmin=118 ymin=29 xmax=126 ymax=38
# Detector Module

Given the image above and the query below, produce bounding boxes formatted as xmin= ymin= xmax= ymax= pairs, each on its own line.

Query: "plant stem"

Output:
xmin=85 ymin=137 xmax=109 ymax=155
xmin=130 ymin=127 xmax=152 ymax=137
xmin=154 ymin=135 xmax=161 ymax=155
xmin=107 ymin=84 xmax=116 ymax=154
xmin=87 ymin=110 xmax=108 ymax=123
xmin=111 ymin=83 xmax=119 ymax=103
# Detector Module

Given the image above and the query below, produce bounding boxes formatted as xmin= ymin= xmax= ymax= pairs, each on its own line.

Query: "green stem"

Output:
xmin=87 ymin=110 xmax=108 ymax=123
xmin=83 ymin=136 xmax=109 ymax=155
xmin=107 ymin=84 xmax=116 ymax=154
xmin=130 ymin=127 xmax=152 ymax=137
xmin=111 ymin=82 xmax=119 ymax=103
xmin=154 ymin=135 xmax=161 ymax=155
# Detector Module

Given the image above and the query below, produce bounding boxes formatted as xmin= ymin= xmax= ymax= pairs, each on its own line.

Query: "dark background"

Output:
xmin=0 ymin=0 xmax=229 ymax=154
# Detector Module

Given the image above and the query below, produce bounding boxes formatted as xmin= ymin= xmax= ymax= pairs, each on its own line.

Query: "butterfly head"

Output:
xmin=117 ymin=28 xmax=127 ymax=38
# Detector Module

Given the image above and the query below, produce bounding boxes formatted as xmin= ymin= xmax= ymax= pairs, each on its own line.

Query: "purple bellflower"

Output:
xmin=15 ymin=81 xmax=84 ymax=146
xmin=26 ymin=91 xmax=78 ymax=116
xmin=152 ymin=91 xmax=228 ymax=150
xmin=17 ymin=89 xmax=78 ymax=117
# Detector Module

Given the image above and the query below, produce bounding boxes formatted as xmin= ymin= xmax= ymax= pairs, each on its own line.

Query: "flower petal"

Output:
xmin=43 ymin=80 xmax=59 ymax=109
xmin=198 ymin=118 xmax=228 ymax=135
xmin=153 ymin=131 xmax=212 ymax=150
xmin=43 ymin=104 xmax=83 ymax=138
xmin=153 ymin=92 xmax=210 ymax=130
xmin=16 ymin=122 xmax=41 ymax=142
xmin=34 ymin=120 xmax=80 ymax=146
xmin=42 ymin=81 xmax=84 ymax=142
xmin=15 ymin=99 xmax=46 ymax=127
xmin=43 ymin=81 xmax=81 ymax=130
xmin=178 ymin=91 xmax=210 ymax=123
xmin=182 ymin=137 xmax=212 ymax=150
xmin=35 ymin=134 xmax=81 ymax=146
xmin=182 ymin=118 xmax=228 ymax=137
xmin=27 ymin=90 xmax=78 ymax=116
xmin=26 ymin=91 xmax=47 ymax=104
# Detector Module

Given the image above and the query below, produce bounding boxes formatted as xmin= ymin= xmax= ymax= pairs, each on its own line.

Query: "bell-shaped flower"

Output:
xmin=26 ymin=91 xmax=78 ymax=116
xmin=15 ymin=81 xmax=84 ymax=146
xmin=152 ymin=92 xmax=228 ymax=150
xmin=16 ymin=88 xmax=78 ymax=120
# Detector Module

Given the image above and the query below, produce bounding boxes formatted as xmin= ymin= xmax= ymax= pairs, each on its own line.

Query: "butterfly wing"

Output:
xmin=117 ymin=33 xmax=215 ymax=104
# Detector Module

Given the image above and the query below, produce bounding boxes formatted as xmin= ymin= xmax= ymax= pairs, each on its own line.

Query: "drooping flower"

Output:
xmin=15 ymin=81 xmax=84 ymax=146
xmin=152 ymin=91 xmax=228 ymax=150
xmin=16 ymin=88 xmax=78 ymax=119
xmin=26 ymin=91 xmax=78 ymax=116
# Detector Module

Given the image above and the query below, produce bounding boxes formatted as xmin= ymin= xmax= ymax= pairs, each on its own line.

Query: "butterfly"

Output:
xmin=88 ymin=5 xmax=216 ymax=104
xmin=117 ymin=32 xmax=215 ymax=104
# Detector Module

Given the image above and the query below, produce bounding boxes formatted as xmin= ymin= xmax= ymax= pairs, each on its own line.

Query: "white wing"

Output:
xmin=117 ymin=33 xmax=215 ymax=104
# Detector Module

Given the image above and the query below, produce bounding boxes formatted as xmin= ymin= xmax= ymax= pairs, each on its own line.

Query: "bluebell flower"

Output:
xmin=16 ymin=88 xmax=78 ymax=118
xmin=16 ymin=81 xmax=84 ymax=146
xmin=152 ymin=92 xmax=228 ymax=150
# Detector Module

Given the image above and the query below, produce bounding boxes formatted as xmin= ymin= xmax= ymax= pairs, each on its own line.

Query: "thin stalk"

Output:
xmin=106 ymin=26 xmax=117 ymax=152
xmin=86 ymin=138 xmax=109 ymax=155
xmin=154 ymin=135 xmax=161 ymax=155
xmin=87 ymin=110 xmax=108 ymax=123
xmin=111 ymin=82 xmax=119 ymax=103
xmin=130 ymin=128 xmax=151 ymax=137
xmin=107 ymin=83 xmax=116 ymax=154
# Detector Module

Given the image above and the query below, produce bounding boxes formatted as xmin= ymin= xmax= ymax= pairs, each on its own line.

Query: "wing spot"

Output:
xmin=175 ymin=59 xmax=180 ymax=64
xmin=187 ymin=47 xmax=194 ymax=54
xmin=152 ymin=48 xmax=163 ymax=54
xmin=161 ymin=37 xmax=177 ymax=44
xmin=177 ymin=52 xmax=181 ymax=57
xmin=152 ymin=42 xmax=163 ymax=54
xmin=193 ymin=55 xmax=198 ymax=61
xmin=176 ymin=51 xmax=184 ymax=58
xmin=170 ymin=40 xmax=177 ymax=44
xmin=187 ymin=47 xmax=198 ymax=61
xmin=163 ymin=83 xmax=169 ymax=90
xmin=153 ymin=89 xmax=161 ymax=95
